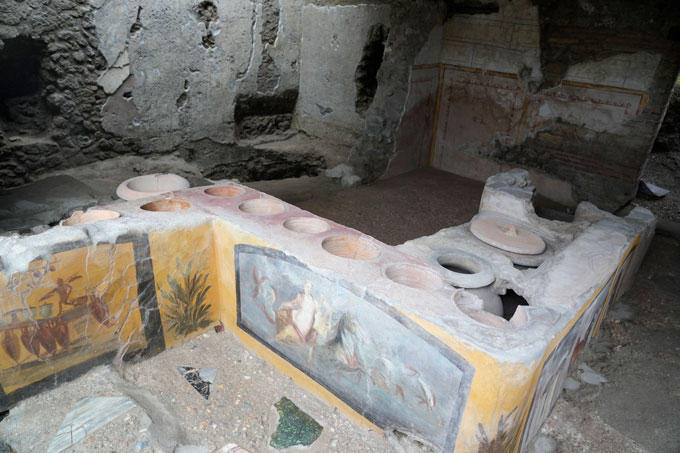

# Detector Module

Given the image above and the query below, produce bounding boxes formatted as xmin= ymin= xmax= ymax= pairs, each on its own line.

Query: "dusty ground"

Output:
xmin=0 ymin=330 xmax=398 ymax=453
xmin=634 ymin=87 xmax=680 ymax=223
xmin=634 ymin=151 xmax=680 ymax=224
xmin=540 ymin=232 xmax=680 ymax=453
xmin=0 ymin=167 xmax=678 ymax=452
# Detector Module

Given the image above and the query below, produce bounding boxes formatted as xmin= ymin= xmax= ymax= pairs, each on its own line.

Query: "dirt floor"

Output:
xmin=542 ymin=232 xmax=680 ymax=453
xmin=633 ymin=88 xmax=680 ymax=223
xmin=634 ymin=150 xmax=680 ymax=224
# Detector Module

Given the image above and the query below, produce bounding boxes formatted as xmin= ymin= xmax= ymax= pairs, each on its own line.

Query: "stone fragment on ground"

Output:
xmin=177 ymin=366 xmax=216 ymax=400
xmin=48 ymin=397 xmax=136 ymax=453
xmin=527 ymin=434 xmax=557 ymax=453
xmin=270 ymin=396 xmax=323 ymax=449
xmin=540 ymin=399 xmax=649 ymax=453
xmin=578 ymin=363 xmax=608 ymax=385
xmin=609 ymin=302 xmax=635 ymax=321
xmin=175 ymin=445 xmax=210 ymax=453
xmin=217 ymin=444 xmax=251 ymax=452
xmin=563 ymin=377 xmax=581 ymax=391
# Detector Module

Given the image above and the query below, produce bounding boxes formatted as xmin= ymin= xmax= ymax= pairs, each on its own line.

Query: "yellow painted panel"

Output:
xmin=0 ymin=243 xmax=145 ymax=394
xmin=393 ymin=310 xmax=536 ymax=451
xmin=149 ymin=223 xmax=221 ymax=348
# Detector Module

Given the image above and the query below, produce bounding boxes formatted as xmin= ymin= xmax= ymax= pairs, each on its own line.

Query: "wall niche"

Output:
xmin=0 ymin=36 xmax=51 ymax=136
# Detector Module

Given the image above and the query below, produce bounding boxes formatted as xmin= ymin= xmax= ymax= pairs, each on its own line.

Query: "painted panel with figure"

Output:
xmin=591 ymin=242 xmax=638 ymax=337
xmin=0 ymin=243 xmax=146 ymax=396
xmin=235 ymin=245 xmax=474 ymax=451
xmin=520 ymin=274 xmax=614 ymax=448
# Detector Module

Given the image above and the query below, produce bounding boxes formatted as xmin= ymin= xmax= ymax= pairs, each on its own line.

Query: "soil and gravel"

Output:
xmin=633 ymin=87 xmax=680 ymax=223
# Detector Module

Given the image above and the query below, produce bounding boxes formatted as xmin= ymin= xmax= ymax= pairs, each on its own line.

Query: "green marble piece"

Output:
xmin=270 ymin=397 xmax=323 ymax=449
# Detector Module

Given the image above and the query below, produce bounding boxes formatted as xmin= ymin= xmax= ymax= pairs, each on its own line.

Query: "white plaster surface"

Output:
xmin=388 ymin=67 xmax=439 ymax=177
xmin=93 ymin=0 xmax=137 ymax=67
xmin=296 ymin=4 xmax=392 ymax=142
xmin=533 ymin=85 xmax=642 ymax=133
xmin=127 ymin=0 xmax=253 ymax=140
xmin=440 ymin=0 xmax=540 ymax=75
xmin=0 ymin=170 xmax=655 ymax=365
xmin=97 ymin=51 xmax=130 ymax=94
xmin=565 ymin=51 xmax=661 ymax=91
xmin=414 ymin=25 xmax=443 ymax=66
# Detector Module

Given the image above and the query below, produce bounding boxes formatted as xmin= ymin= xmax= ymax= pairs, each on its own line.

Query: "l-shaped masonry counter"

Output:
xmin=0 ymin=170 xmax=655 ymax=452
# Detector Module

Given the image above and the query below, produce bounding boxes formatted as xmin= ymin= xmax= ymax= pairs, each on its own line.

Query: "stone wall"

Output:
xmin=0 ymin=0 xmax=116 ymax=189
xmin=0 ymin=0 xmax=445 ymax=189
xmin=392 ymin=0 xmax=680 ymax=210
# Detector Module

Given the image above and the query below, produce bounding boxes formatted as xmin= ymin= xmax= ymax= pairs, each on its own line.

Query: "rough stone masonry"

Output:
xmin=1 ymin=0 xmax=679 ymax=211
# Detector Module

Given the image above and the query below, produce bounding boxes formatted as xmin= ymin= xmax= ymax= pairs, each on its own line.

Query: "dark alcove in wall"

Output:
xmin=354 ymin=24 xmax=389 ymax=115
xmin=0 ymin=36 xmax=50 ymax=135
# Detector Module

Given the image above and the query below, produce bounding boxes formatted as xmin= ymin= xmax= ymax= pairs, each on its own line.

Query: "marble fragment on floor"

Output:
xmin=218 ymin=444 xmax=251 ymax=452
xmin=270 ymin=397 xmax=323 ymax=449
xmin=47 ymin=397 xmax=136 ymax=453
xmin=177 ymin=366 xmax=216 ymax=399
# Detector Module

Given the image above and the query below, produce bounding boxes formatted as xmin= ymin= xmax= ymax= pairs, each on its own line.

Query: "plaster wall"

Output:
xmin=0 ymin=0 xmax=443 ymax=188
xmin=296 ymin=4 xmax=392 ymax=143
xmin=392 ymin=0 xmax=680 ymax=211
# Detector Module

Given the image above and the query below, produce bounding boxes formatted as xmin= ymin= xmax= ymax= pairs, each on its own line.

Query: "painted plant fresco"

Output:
xmin=591 ymin=242 xmax=638 ymax=338
xmin=149 ymin=225 xmax=220 ymax=349
xmin=474 ymin=407 xmax=522 ymax=453
xmin=235 ymin=245 xmax=473 ymax=450
xmin=156 ymin=250 xmax=214 ymax=339
xmin=0 ymin=244 xmax=146 ymax=395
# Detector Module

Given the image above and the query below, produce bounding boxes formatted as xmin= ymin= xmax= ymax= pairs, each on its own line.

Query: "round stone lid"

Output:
xmin=470 ymin=218 xmax=546 ymax=255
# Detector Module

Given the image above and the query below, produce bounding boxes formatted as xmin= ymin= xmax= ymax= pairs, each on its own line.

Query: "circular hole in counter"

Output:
xmin=204 ymin=186 xmax=246 ymax=198
xmin=452 ymin=288 xmax=530 ymax=329
xmin=127 ymin=174 xmax=189 ymax=193
xmin=61 ymin=209 xmax=120 ymax=226
xmin=435 ymin=250 xmax=495 ymax=289
xmin=385 ymin=264 xmax=443 ymax=290
xmin=118 ymin=173 xmax=191 ymax=200
xmin=283 ymin=217 xmax=330 ymax=234
xmin=238 ymin=198 xmax=285 ymax=216
xmin=321 ymin=235 xmax=380 ymax=260
xmin=437 ymin=254 xmax=480 ymax=275
xmin=500 ymin=289 xmax=529 ymax=320
xmin=452 ymin=289 xmax=509 ymax=329
xmin=140 ymin=199 xmax=191 ymax=212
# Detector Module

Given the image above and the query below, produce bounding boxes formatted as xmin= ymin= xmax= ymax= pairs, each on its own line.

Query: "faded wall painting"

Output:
xmin=150 ymin=225 xmax=220 ymax=348
xmin=0 ymin=244 xmax=146 ymax=396
xmin=520 ymin=274 xmax=614 ymax=448
xmin=235 ymin=245 xmax=474 ymax=450
xmin=591 ymin=242 xmax=638 ymax=337
xmin=469 ymin=406 xmax=522 ymax=453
